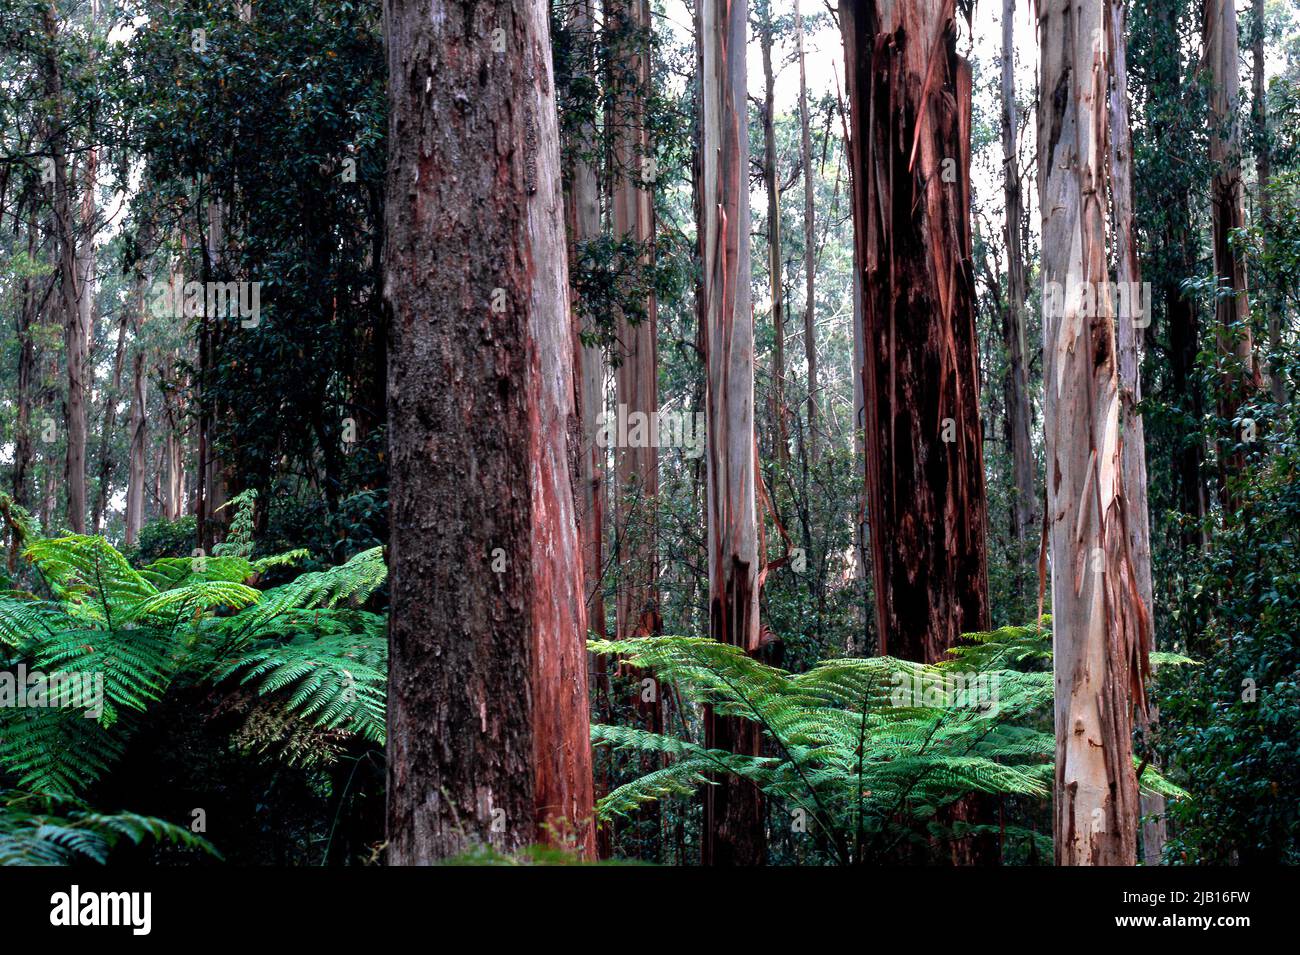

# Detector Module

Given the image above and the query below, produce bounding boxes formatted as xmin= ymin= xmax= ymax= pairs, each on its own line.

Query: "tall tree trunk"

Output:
xmin=42 ymin=5 xmax=88 ymax=534
xmin=163 ymin=393 xmax=182 ymax=523
xmin=608 ymin=0 xmax=664 ymax=856
xmin=564 ymin=0 xmax=607 ymax=644
xmin=851 ymin=245 xmax=869 ymax=655
xmin=125 ymin=220 xmax=153 ymax=546
xmin=700 ymin=0 xmax=765 ymax=866
xmin=796 ymin=0 xmax=818 ymax=465
xmin=1252 ymin=0 xmax=1283 ymax=405
xmin=384 ymin=0 xmax=595 ymax=862
xmin=92 ymin=286 xmax=129 ymax=534
xmin=13 ymin=221 xmax=38 ymax=507
xmin=1205 ymin=0 xmax=1260 ymax=504
xmin=125 ymin=350 xmax=148 ymax=546
xmin=203 ymin=198 xmax=229 ymax=541
xmin=841 ymin=0 xmax=991 ymax=663
xmin=1108 ymin=0 xmax=1164 ymax=865
xmin=68 ymin=145 xmax=95 ymax=535
xmin=1150 ymin=2 xmax=1208 ymax=553
xmin=611 ymin=0 xmax=661 ymax=656
xmin=760 ymin=5 xmax=788 ymax=469
xmin=1038 ymin=0 xmax=1149 ymax=866
xmin=562 ymin=0 xmax=610 ymax=857
xmin=1001 ymin=0 xmax=1035 ymax=545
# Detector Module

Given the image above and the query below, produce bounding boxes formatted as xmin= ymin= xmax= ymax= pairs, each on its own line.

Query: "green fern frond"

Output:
xmin=217 ymin=621 xmax=388 ymax=746
xmin=212 ymin=490 xmax=258 ymax=559
xmin=229 ymin=546 xmax=386 ymax=637
xmin=590 ymin=627 xmax=1062 ymax=862
xmin=0 ymin=790 xmax=219 ymax=865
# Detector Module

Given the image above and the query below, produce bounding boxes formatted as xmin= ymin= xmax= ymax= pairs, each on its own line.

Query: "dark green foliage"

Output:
xmin=1157 ymin=418 xmax=1300 ymax=864
xmin=0 ymin=518 xmax=387 ymax=864
xmin=0 ymin=790 xmax=218 ymax=865
xmin=127 ymin=516 xmax=199 ymax=565
xmin=591 ymin=624 xmax=1186 ymax=865
xmin=112 ymin=0 xmax=388 ymax=517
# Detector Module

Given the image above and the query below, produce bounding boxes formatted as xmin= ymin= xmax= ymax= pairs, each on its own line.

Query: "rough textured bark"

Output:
xmin=796 ymin=0 xmax=818 ymax=464
xmin=760 ymin=5 xmax=788 ymax=468
xmin=700 ymin=0 xmax=765 ymax=866
xmin=1001 ymin=0 xmax=1035 ymax=543
xmin=611 ymin=0 xmax=661 ymax=654
xmin=1205 ymin=0 xmax=1260 ymax=500
xmin=1107 ymin=0 xmax=1164 ymax=865
xmin=1038 ymin=0 xmax=1149 ymax=866
xmin=384 ymin=0 xmax=594 ymax=862
xmin=841 ymin=0 xmax=991 ymax=663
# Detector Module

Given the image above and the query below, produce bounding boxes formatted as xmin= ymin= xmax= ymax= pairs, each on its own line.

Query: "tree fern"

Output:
xmin=0 ymin=535 xmax=388 ymax=794
xmin=0 ymin=790 xmax=218 ymax=866
xmin=216 ymin=613 xmax=388 ymax=752
xmin=591 ymin=624 xmax=1188 ymax=864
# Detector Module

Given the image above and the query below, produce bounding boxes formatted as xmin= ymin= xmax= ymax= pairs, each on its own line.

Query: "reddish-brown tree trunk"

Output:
xmin=841 ymin=0 xmax=991 ymax=663
xmin=700 ymin=0 xmax=765 ymax=866
xmin=384 ymin=0 xmax=595 ymax=862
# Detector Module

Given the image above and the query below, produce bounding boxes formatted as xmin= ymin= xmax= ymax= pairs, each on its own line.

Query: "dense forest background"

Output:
xmin=0 ymin=0 xmax=1297 ymax=866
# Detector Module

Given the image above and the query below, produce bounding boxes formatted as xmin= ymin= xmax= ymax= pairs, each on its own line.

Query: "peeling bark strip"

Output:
xmin=384 ymin=0 xmax=594 ymax=863
xmin=840 ymin=0 xmax=991 ymax=663
xmin=700 ymin=0 xmax=765 ymax=866
xmin=1106 ymin=0 xmax=1164 ymax=864
xmin=1037 ymin=0 xmax=1150 ymax=866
